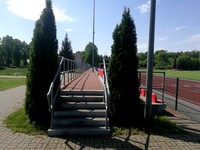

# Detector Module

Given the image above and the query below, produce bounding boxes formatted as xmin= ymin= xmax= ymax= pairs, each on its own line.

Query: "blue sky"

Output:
xmin=0 ymin=0 xmax=200 ymax=56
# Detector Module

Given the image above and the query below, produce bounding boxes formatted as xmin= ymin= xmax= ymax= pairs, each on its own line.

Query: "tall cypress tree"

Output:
xmin=25 ymin=0 xmax=58 ymax=126
xmin=108 ymin=8 xmax=142 ymax=126
xmin=59 ymin=33 xmax=74 ymax=60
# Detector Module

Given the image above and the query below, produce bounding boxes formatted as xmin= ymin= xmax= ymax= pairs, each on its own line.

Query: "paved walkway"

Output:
xmin=63 ymin=68 xmax=103 ymax=91
xmin=0 ymin=82 xmax=200 ymax=149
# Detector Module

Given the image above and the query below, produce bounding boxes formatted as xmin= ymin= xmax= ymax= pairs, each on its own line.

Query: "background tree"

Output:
xmin=84 ymin=42 xmax=99 ymax=67
xmin=59 ymin=33 xmax=74 ymax=60
xmin=25 ymin=0 xmax=58 ymax=126
xmin=176 ymin=54 xmax=192 ymax=70
xmin=137 ymin=50 xmax=200 ymax=70
xmin=108 ymin=8 xmax=142 ymax=126
xmin=0 ymin=35 xmax=29 ymax=67
xmin=21 ymin=42 xmax=29 ymax=66
xmin=137 ymin=52 xmax=147 ymax=68
xmin=154 ymin=50 xmax=170 ymax=69
xmin=1 ymin=35 xmax=14 ymax=66
xmin=12 ymin=39 xmax=22 ymax=67
xmin=75 ymin=51 xmax=85 ymax=60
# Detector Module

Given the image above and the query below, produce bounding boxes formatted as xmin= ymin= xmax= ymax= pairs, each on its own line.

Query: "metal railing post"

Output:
xmin=73 ymin=61 xmax=75 ymax=79
xmin=50 ymin=84 xmax=54 ymax=129
xmin=70 ymin=61 xmax=72 ymax=81
xmin=63 ymin=59 xmax=65 ymax=86
xmin=162 ymin=72 xmax=165 ymax=103
xmin=67 ymin=59 xmax=69 ymax=83
xmin=175 ymin=78 xmax=179 ymax=110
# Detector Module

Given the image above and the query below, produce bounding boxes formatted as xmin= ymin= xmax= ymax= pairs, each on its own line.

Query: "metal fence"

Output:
xmin=139 ymin=73 xmax=200 ymax=107
xmin=138 ymin=71 xmax=200 ymax=122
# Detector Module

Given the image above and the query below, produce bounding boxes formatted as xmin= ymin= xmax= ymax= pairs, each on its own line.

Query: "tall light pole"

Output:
xmin=144 ymin=0 xmax=156 ymax=122
xmin=92 ymin=0 xmax=95 ymax=72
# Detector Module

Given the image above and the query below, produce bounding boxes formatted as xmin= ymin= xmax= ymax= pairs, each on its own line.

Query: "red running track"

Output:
xmin=140 ymin=74 xmax=200 ymax=106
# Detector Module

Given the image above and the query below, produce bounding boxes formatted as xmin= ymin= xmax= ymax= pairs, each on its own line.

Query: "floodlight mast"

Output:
xmin=92 ymin=0 xmax=95 ymax=72
xmin=144 ymin=0 xmax=156 ymax=122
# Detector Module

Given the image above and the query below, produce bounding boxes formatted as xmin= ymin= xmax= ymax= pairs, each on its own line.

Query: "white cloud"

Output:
xmin=137 ymin=1 xmax=151 ymax=14
xmin=53 ymin=5 xmax=77 ymax=22
xmin=6 ymin=0 xmax=45 ymax=21
xmin=157 ymin=37 xmax=167 ymax=42
xmin=187 ymin=34 xmax=200 ymax=42
xmin=6 ymin=0 xmax=77 ymax=22
xmin=64 ymin=28 xmax=72 ymax=32
xmin=174 ymin=25 xmax=188 ymax=31
xmin=138 ymin=43 xmax=148 ymax=51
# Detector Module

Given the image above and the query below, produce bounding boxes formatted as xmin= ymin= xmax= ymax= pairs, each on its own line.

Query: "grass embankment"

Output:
xmin=0 ymin=67 xmax=27 ymax=76
xmin=0 ymin=78 xmax=26 ymax=91
xmin=5 ymin=108 xmax=184 ymax=135
xmin=4 ymin=107 xmax=47 ymax=135
xmin=164 ymin=70 xmax=200 ymax=81
xmin=0 ymin=67 xmax=27 ymax=91
xmin=112 ymin=115 xmax=185 ymax=135
xmin=140 ymin=69 xmax=200 ymax=81
xmin=4 ymin=104 xmax=185 ymax=136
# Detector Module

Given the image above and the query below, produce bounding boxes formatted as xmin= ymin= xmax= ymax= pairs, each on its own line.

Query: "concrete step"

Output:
xmin=49 ymin=89 xmax=109 ymax=137
xmin=48 ymin=127 xmax=110 ymax=137
xmin=53 ymin=117 xmax=108 ymax=127
xmin=61 ymin=102 xmax=105 ymax=110
xmin=54 ymin=110 xmax=106 ymax=117
xmin=61 ymin=90 xmax=104 ymax=96
xmin=61 ymin=95 xmax=104 ymax=102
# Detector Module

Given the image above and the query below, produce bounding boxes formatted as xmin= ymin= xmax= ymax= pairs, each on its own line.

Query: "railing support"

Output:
xmin=63 ymin=59 xmax=66 ymax=86
xmin=175 ymin=78 xmax=179 ymax=110
xmin=47 ymin=56 xmax=90 ymax=129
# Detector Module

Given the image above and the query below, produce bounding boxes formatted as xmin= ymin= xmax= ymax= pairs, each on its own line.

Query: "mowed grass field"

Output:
xmin=0 ymin=78 xmax=26 ymax=91
xmin=0 ymin=67 xmax=27 ymax=91
xmin=0 ymin=67 xmax=27 ymax=76
xmin=164 ymin=70 xmax=200 ymax=81
xmin=139 ymin=70 xmax=200 ymax=81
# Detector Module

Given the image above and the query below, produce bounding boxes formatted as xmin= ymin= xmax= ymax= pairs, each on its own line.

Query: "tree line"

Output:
xmin=0 ymin=35 xmax=29 ymax=67
xmin=0 ymin=34 xmax=106 ymax=69
xmin=138 ymin=50 xmax=200 ymax=70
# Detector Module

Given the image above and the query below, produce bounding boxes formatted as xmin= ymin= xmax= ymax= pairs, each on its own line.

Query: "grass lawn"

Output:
xmin=164 ymin=70 xmax=200 ymax=81
xmin=0 ymin=78 xmax=26 ymax=91
xmin=4 ymin=107 xmax=47 ymax=135
xmin=0 ymin=67 xmax=27 ymax=76
xmin=139 ymin=69 xmax=200 ymax=81
xmin=112 ymin=115 xmax=185 ymax=135
xmin=5 ymin=107 xmax=184 ymax=136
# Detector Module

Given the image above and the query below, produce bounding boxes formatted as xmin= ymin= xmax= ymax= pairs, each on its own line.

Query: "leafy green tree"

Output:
xmin=59 ymin=33 xmax=74 ymax=60
xmin=1 ymin=35 xmax=14 ymax=66
xmin=21 ymin=42 xmax=29 ymax=66
xmin=176 ymin=54 xmax=192 ymax=70
xmin=154 ymin=50 xmax=170 ymax=69
xmin=191 ymin=58 xmax=199 ymax=70
xmin=108 ymin=8 xmax=142 ymax=126
xmin=25 ymin=0 xmax=58 ymax=126
xmin=75 ymin=51 xmax=85 ymax=60
xmin=138 ymin=52 xmax=147 ymax=68
xmin=12 ymin=39 xmax=22 ymax=67
xmin=0 ymin=35 xmax=29 ymax=67
xmin=84 ymin=42 xmax=98 ymax=67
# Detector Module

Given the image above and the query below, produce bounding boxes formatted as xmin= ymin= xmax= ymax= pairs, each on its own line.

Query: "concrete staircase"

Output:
xmin=48 ymin=90 xmax=110 ymax=137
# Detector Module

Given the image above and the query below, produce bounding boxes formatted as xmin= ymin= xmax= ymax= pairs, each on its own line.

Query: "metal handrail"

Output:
xmin=102 ymin=58 xmax=110 ymax=129
xmin=47 ymin=56 xmax=90 ymax=129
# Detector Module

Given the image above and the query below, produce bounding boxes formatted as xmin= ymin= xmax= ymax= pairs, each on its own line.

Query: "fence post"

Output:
xmin=175 ymin=78 xmax=179 ymax=110
xmin=63 ymin=59 xmax=65 ymax=86
xmin=67 ymin=60 xmax=69 ymax=83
